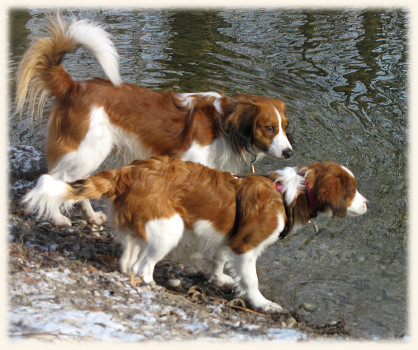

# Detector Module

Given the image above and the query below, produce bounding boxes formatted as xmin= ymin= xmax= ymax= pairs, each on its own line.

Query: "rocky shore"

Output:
xmin=7 ymin=145 xmax=351 ymax=342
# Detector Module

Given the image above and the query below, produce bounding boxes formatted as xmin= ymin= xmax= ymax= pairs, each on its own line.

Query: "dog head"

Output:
xmin=223 ymin=95 xmax=293 ymax=161
xmin=303 ymin=162 xmax=368 ymax=218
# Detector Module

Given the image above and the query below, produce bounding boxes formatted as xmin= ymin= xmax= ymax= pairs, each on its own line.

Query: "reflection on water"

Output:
xmin=8 ymin=8 xmax=408 ymax=339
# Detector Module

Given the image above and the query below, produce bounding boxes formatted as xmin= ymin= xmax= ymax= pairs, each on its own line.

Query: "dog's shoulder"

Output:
xmin=237 ymin=175 xmax=284 ymax=212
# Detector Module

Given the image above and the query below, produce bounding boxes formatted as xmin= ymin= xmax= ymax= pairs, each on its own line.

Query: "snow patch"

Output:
xmin=10 ymin=307 xmax=146 ymax=342
xmin=9 ymin=265 xmax=307 ymax=341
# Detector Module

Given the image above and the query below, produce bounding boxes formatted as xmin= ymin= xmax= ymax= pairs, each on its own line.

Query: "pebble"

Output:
xmin=88 ymin=266 xmax=98 ymax=274
xmin=82 ymin=266 xmax=98 ymax=275
xmin=74 ymin=219 xmax=88 ymax=227
xmin=91 ymin=225 xmax=104 ymax=232
xmin=19 ymin=222 xmax=32 ymax=234
xmin=167 ymin=279 xmax=181 ymax=288
xmin=92 ymin=289 xmax=101 ymax=297
xmin=301 ymin=302 xmax=318 ymax=312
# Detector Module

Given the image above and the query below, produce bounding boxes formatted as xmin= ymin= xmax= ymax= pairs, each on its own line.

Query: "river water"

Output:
xmin=8 ymin=8 xmax=408 ymax=339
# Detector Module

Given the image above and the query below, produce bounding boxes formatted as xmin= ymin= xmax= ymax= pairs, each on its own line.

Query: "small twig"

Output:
xmin=130 ymin=271 xmax=143 ymax=289
xmin=225 ymin=304 xmax=272 ymax=317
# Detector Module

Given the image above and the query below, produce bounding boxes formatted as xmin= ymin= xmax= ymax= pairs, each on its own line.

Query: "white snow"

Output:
xmin=10 ymin=307 xmax=146 ymax=342
xmin=8 ymin=266 xmax=307 ymax=342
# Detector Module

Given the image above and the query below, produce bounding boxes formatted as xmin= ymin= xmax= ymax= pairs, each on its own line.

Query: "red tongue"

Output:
xmin=276 ymin=182 xmax=284 ymax=194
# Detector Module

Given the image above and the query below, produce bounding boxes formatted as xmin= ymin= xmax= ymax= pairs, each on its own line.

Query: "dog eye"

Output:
xmin=265 ymin=126 xmax=274 ymax=132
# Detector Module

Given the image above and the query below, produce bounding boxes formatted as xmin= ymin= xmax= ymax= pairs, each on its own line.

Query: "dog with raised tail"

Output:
xmin=23 ymin=156 xmax=368 ymax=313
xmin=16 ymin=14 xmax=293 ymax=227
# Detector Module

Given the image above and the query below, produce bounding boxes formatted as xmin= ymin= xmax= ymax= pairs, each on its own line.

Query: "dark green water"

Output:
xmin=8 ymin=8 xmax=408 ymax=339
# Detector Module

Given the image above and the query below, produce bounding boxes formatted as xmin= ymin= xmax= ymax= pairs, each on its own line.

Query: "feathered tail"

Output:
xmin=16 ymin=14 xmax=122 ymax=120
xmin=269 ymin=167 xmax=305 ymax=205
xmin=22 ymin=169 xmax=117 ymax=224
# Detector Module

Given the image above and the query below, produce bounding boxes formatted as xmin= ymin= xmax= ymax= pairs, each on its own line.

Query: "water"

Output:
xmin=7 ymin=8 xmax=408 ymax=339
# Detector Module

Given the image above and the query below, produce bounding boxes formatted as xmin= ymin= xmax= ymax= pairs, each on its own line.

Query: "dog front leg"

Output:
xmin=231 ymin=252 xmax=283 ymax=313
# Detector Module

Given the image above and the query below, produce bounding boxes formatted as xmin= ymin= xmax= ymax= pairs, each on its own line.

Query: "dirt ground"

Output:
xmin=7 ymin=145 xmax=352 ymax=342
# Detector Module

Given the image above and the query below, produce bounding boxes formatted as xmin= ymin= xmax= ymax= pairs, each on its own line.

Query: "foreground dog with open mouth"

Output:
xmin=16 ymin=15 xmax=293 ymax=227
xmin=23 ymin=156 xmax=368 ymax=313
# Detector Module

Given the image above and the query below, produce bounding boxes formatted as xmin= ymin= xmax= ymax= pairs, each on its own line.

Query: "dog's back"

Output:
xmin=108 ymin=157 xmax=240 ymax=239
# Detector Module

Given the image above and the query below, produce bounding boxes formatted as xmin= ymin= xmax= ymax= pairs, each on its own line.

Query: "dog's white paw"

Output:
xmin=52 ymin=214 xmax=72 ymax=227
xmin=87 ymin=211 xmax=107 ymax=225
xmin=210 ymin=273 xmax=235 ymax=287
xmin=258 ymin=300 xmax=284 ymax=314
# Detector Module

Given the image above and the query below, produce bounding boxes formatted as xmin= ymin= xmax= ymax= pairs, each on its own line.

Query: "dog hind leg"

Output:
xmin=44 ymin=106 xmax=114 ymax=226
xmin=132 ymin=215 xmax=184 ymax=284
xmin=209 ymin=248 xmax=234 ymax=286
xmin=79 ymin=199 xmax=107 ymax=225
xmin=45 ymin=148 xmax=111 ymax=225
xmin=119 ymin=234 xmax=142 ymax=274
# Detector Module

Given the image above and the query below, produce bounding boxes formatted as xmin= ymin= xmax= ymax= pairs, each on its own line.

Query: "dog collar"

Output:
xmin=275 ymin=174 xmax=317 ymax=239
xmin=274 ymin=182 xmax=291 ymax=239
xmin=276 ymin=174 xmax=317 ymax=215
xmin=304 ymin=176 xmax=318 ymax=215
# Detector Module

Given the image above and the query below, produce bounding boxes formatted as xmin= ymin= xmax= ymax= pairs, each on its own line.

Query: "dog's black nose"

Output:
xmin=282 ymin=148 xmax=293 ymax=159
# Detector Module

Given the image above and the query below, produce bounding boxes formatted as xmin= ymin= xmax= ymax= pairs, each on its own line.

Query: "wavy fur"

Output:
xmin=270 ymin=166 xmax=305 ymax=205
xmin=16 ymin=14 xmax=121 ymax=121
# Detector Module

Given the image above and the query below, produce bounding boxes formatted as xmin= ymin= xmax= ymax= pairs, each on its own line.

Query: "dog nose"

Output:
xmin=282 ymin=148 xmax=293 ymax=159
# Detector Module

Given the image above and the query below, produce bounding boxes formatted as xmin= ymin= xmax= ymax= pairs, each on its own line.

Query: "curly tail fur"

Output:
xmin=269 ymin=167 xmax=305 ymax=205
xmin=16 ymin=14 xmax=122 ymax=120
xmin=22 ymin=169 xmax=117 ymax=224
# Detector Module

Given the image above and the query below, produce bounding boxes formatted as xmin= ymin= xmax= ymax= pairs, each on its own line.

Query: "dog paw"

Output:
xmin=209 ymin=273 xmax=235 ymax=286
xmin=119 ymin=262 xmax=130 ymax=275
xmin=258 ymin=301 xmax=284 ymax=314
xmin=130 ymin=272 xmax=156 ymax=288
xmin=87 ymin=211 xmax=107 ymax=225
xmin=52 ymin=215 xmax=72 ymax=227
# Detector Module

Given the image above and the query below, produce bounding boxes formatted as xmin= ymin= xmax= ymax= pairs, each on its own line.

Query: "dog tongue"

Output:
xmin=276 ymin=182 xmax=284 ymax=194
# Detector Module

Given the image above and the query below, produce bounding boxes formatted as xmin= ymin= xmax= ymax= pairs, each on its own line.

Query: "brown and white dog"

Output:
xmin=16 ymin=15 xmax=293 ymax=227
xmin=23 ymin=156 xmax=368 ymax=312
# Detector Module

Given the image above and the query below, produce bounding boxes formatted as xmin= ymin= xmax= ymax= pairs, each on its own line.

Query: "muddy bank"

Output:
xmin=8 ymin=145 xmax=355 ymax=342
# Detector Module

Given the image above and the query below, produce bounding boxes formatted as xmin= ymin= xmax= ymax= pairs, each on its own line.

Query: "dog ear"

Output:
xmin=330 ymin=197 xmax=348 ymax=218
xmin=223 ymin=102 xmax=259 ymax=156
xmin=315 ymin=173 xmax=348 ymax=218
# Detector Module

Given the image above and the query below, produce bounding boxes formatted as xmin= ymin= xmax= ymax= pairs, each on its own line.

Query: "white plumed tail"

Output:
xmin=68 ymin=19 xmax=122 ymax=86
xmin=272 ymin=167 xmax=305 ymax=204
xmin=22 ymin=175 xmax=74 ymax=224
